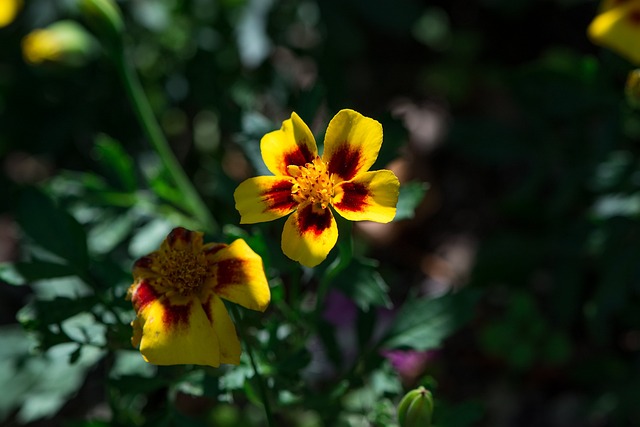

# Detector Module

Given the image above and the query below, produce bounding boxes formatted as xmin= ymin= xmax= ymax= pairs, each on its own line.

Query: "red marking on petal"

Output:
xmin=167 ymin=227 xmax=192 ymax=247
xmin=163 ymin=301 xmax=191 ymax=326
xmin=284 ymin=143 xmax=315 ymax=169
xmin=263 ymin=180 xmax=295 ymax=212
xmin=334 ymin=182 xmax=369 ymax=212
xmin=629 ymin=9 xmax=640 ymax=25
xmin=134 ymin=256 xmax=154 ymax=270
xmin=204 ymin=244 xmax=227 ymax=258
xmin=215 ymin=259 xmax=247 ymax=291
xmin=131 ymin=280 xmax=159 ymax=312
xmin=327 ymin=144 xmax=362 ymax=181
xmin=201 ymin=296 xmax=213 ymax=324
xmin=297 ymin=203 xmax=332 ymax=236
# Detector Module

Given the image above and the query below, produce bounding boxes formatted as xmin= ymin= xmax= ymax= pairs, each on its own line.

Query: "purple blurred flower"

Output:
xmin=381 ymin=349 xmax=438 ymax=383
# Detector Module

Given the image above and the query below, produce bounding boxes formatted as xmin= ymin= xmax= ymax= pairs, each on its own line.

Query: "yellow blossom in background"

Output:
xmin=588 ymin=0 xmax=640 ymax=64
xmin=127 ymin=227 xmax=270 ymax=367
xmin=234 ymin=109 xmax=400 ymax=267
xmin=22 ymin=21 xmax=97 ymax=66
xmin=0 ymin=0 xmax=21 ymax=28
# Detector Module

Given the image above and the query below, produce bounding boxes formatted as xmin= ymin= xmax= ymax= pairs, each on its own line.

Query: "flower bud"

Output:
xmin=22 ymin=20 xmax=97 ymax=67
xmin=626 ymin=69 xmax=640 ymax=109
xmin=397 ymin=386 xmax=434 ymax=427
xmin=78 ymin=0 xmax=124 ymax=52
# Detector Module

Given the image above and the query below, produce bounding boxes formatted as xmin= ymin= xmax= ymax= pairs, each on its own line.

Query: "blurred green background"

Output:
xmin=1 ymin=0 xmax=640 ymax=426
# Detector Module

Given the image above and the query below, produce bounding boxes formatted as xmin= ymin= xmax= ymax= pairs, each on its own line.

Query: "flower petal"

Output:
xmin=206 ymin=239 xmax=271 ymax=312
xmin=160 ymin=227 xmax=203 ymax=253
xmin=131 ymin=280 xmax=222 ymax=367
xmin=332 ymin=170 xmax=400 ymax=223
xmin=322 ymin=109 xmax=383 ymax=182
xmin=261 ymin=112 xmax=318 ymax=177
xmin=234 ymin=176 xmax=296 ymax=224
xmin=588 ymin=1 xmax=640 ymax=65
xmin=205 ymin=294 xmax=242 ymax=365
xmin=282 ymin=203 xmax=338 ymax=267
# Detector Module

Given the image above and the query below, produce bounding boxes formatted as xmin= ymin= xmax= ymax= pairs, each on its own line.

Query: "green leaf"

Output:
xmin=17 ymin=188 xmax=89 ymax=271
xmin=394 ymin=181 xmax=429 ymax=221
xmin=0 ymin=261 xmax=75 ymax=286
xmin=93 ymin=134 xmax=137 ymax=192
xmin=381 ymin=290 xmax=479 ymax=350
xmin=335 ymin=258 xmax=392 ymax=311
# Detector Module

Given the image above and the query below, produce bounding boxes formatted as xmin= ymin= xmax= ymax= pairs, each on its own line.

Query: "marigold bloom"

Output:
xmin=0 ymin=0 xmax=21 ymax=28
xmin=234 ymin=109 xmax=400 ymax=267
xmin=127 ymin=227 xmax=270 ymax=367
xmin=588 ymin=0 xmax=640 ymax=64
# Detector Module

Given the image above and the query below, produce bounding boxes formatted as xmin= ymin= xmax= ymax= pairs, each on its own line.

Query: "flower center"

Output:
xmin=160 ymin=249 xmax=208 ymax=296
xmin=288 ymin=156 xmax=334 ymax=210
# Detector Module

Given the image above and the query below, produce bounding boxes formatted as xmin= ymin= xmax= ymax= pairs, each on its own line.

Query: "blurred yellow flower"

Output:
xmin=22 ymin=21 xmax=96 ymax=66
xmin=234 ymin=109 xmax=400 ymax=267
xmin=127 ymin=227 xmax=270 ymax=367
xmin=588 ymin=0 xmax=640 ymax=64
xmin=0 ymin=0 xmax=21 ymax=28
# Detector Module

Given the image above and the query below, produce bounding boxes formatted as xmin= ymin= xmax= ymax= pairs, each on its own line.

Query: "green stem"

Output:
xmin=231 ymin=305 xmax=275 ymax=427
xmin=112 ymin=49 xmax=217 ymax=234
xmin=313 ymin=220 xmax=353 ymax=322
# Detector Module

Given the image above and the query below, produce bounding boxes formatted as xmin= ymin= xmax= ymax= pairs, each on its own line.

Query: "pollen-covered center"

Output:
xmin=160 ymin=248 xmax=208 ymax=296
xmin=288 ymin=156 xmax=334 ymax=210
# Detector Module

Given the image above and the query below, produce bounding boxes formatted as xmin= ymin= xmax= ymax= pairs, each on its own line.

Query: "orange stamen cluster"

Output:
xmin=159 ymin=248 xmax=207 ymax=296
xmin=288 ymin=156 xmax=334 ymax=211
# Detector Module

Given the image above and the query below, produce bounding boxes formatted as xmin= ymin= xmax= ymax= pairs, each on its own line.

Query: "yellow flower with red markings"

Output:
xmin=588 ymin=0 xmax=640 ymax=64
xmin=234 ymin=109 xmax=400 ymax=267
xmin=127 ymin=227 xmax=270 ymax=367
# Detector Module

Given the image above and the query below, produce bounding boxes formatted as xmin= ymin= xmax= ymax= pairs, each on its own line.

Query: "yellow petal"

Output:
xmin=208 ymin=295 xmax=242 ymax=365
xmin=135 ymin=292 xmax=222 ymax=367
xmin=588 ymin=0 xmax=640 ymax=64
xmin=332 ymin=170 xmax=399 ymax=223
xmin=322 ymin=109 xmax=383 ymax=182
xmin=281 ymin=203 xmax=338 ymax=267
xmin=261 ymin=112 xmax=318 ymax=177
xmin=206 ymin=239 xmax=271 ymax=312
xmin=234 ymin=176 xmax=296 ymax=224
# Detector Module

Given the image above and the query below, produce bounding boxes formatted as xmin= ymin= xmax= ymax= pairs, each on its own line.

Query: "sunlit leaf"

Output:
xmin=394 ymin=181 xmax=429 ymax=221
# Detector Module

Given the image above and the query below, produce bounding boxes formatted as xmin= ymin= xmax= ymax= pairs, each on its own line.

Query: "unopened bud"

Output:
xmin=626 ymin=69 xmax=640 ymax=109
xmin=397 ymin=386 xmax=434 ymax=427
xmin=78 ymin=0 xmax=124 ymax=52
xmin=22 ymin=20 xmax=97 ymax=67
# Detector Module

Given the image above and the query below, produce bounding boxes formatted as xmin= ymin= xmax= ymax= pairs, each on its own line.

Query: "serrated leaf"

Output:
xmin=382 ymin=290 xmax=479 ymax=350
xmin=394 ymin=181 xmax=429 ymax=221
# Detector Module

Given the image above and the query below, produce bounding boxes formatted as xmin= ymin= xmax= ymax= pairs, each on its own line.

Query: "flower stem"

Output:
xmin=111 ymin=48 xmax=217 ymax=234
xmin=314 ymin=219 xmax=353 ymax=320
xmin=231 ymin=305 xmax=275 ymax=427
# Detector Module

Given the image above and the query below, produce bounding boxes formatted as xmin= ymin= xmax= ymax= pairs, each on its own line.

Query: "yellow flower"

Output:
xmin=127 ymin=227 xmax=270 ymax=367
xmin=22 ymin=21 xmax=96 ymax=66
xmin=0 ymin=0 xmax=21 ymax=28
xmin=234 ymin=109 xmax=400 ymax=267
xmin=588 ymin=0 xmax=640 ymax=64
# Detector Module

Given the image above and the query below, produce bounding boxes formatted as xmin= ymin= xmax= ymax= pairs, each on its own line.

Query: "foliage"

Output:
xmin=1 ymin=0 xmax=640 ymax=426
